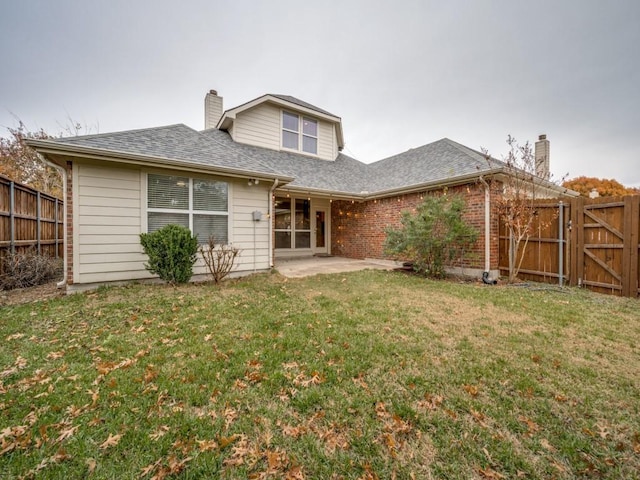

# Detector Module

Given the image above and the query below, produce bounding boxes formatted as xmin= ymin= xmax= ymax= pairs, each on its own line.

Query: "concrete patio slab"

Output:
xmin=275 ymin=256 xmax=398 ymax=278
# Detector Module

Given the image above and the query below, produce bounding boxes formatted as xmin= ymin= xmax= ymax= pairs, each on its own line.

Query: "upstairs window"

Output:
xmin=147 ymin=173 xmax=229 ymax=244
xmin=282 ymin=111 xmax=318 ymax=155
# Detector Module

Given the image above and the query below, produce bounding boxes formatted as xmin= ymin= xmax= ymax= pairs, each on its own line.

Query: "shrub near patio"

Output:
xmin=1 ymin=271 xmax=639 ymax=479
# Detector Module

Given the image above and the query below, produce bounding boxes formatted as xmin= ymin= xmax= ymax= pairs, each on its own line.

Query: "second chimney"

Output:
xmin=204 ymin=90 xmax=223 ymax=130
xmin=535 ymin=134 xmax=550 ymax=179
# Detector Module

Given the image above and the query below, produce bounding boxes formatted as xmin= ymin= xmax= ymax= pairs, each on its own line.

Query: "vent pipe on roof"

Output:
xmin=204 ymin=90 xmax=223 ymax=130
xmin=535 ymin=134 xmax=550 ymax=179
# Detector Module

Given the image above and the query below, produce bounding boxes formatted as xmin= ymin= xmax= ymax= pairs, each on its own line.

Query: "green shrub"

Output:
xmin=384 ymin=195 xmax=478 ymax=278
xmin=140 ymin=224 xmax=198 ymax=284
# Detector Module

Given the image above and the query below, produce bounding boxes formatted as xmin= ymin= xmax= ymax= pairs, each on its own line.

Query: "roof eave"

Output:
xmin=363 ymin=169 xmax=505 ymax=200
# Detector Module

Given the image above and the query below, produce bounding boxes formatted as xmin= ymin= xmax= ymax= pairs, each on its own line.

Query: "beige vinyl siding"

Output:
xmin=318 ymin=122 xmax=334 ymax=160
xmin=232 ymin=103 xmax=281 ymax=150
xmin=229 ymin=182 xmax=270 ymax=271
xmin=232 ymin=103 xmax=339 ymax=161
xmin=75 ymin=162 xmax=148 ymax=284
xmin=73 ymin=160 xmax=272 ymax=286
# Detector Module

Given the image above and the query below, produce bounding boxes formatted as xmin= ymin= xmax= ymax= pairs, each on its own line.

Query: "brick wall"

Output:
xmin=331 ymin=183 xmax=500 ymax=270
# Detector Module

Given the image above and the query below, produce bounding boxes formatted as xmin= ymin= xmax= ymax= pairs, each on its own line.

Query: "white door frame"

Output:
xmin=312 ymin=207 xmax=329 ymax=255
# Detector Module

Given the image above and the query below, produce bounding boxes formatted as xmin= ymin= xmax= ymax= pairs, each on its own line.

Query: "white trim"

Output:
xmin=280 ymin=110 xmax=319 ymax=156
xmin=140 ymin=171 xmax=148 ymax=233
xmin=274 ymin=195 xmax=313 ymax=251
xmin=145 ymin=172 xmax=231 ymax=244
xmin=72 ymin=164 xmax=80 ymax=284
xmin=312 ymin=207 xmax=329 ymax=255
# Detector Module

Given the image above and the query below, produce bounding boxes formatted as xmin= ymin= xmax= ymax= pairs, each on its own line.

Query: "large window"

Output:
xmin=274 ymin=197 xmax=310 ymax=249
xmin=147 ymin=173 xmax=229 ymax=243
xmin=282 ymin=111 xmax=318 ymax=155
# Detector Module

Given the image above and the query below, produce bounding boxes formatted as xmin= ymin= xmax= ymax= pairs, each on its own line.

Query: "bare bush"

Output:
xmin=0 ymin=249 xmax=62 ymax=290
xmin=199 ymin=237 xmax=240 ymax=284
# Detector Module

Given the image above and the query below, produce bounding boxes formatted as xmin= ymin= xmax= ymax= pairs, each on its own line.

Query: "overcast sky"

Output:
xmin=1 ymin=0 xmax=638 ymax=186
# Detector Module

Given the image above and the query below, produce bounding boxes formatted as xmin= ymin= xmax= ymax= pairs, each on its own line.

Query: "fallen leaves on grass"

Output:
xmin=99 ymin=433 xmax=122 ymax=450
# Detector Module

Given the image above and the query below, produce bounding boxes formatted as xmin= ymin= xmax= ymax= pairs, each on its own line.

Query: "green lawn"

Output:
xmin=1 ymin=270 xmax=639 ymax=479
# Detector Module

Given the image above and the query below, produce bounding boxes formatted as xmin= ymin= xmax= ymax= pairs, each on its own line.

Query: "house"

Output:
xmin=27 ymin=90 xmax=572 ymax=292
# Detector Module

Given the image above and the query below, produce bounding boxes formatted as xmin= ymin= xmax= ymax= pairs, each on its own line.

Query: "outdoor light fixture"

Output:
xmin=247 ymin=178 xmax=260 ymax=186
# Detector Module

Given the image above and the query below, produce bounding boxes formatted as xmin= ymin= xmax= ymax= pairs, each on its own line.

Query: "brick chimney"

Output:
xmin=535 ymin=134 xmax=550 ymax=179
xmin=204 ymin=90 xmax=223 ymax=130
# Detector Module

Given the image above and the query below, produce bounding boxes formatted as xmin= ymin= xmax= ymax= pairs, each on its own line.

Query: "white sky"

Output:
xmin=1 ymin=0 xmax=639 ymax=186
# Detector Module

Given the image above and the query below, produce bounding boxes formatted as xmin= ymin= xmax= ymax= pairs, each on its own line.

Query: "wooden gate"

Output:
xmin=498 ymin=195 xmax=640 ymax=297
xmin=571 ymin=196 xmax=640 ymax=296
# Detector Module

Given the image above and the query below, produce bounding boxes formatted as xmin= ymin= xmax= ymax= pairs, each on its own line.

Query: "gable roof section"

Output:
xmin=367 ymin=138 xmax=505 ymax=194
xmin=216 ymin=94 xmax=344 ymax=150
xmin=27 ymin=124 xmax=292 ymax=181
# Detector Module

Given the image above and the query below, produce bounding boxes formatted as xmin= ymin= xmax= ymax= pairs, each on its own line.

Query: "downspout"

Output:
xmin=36 ymin=153 xmax=68 ymax=288
xmin=478 ymin=176 xmax=497 ymax=285
xmin=268 ymin=179 xmax=279 ymax=268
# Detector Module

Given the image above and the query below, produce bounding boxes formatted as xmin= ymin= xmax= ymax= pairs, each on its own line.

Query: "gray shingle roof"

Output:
xmin=47 ymin=124 xmax=283 ymax=177
xmin=367 ymin=138 xmax=506 ymax=192
xmin=200 ymin=129 xmax=368 ymax=193
xmin=42 ymin=124 xmax=505 ymax=196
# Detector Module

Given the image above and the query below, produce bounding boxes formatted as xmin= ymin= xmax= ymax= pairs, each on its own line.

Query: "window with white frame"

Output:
xmin=274 ymin=196 xmax=310 ymax=249
xmin=147 ymin=173 xmax=229 ymax=244
xmin=282 ymin=111 xmax=318 ymax=155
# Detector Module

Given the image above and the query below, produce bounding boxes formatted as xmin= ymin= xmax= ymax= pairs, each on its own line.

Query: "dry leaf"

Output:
xmin=540 ymin=438 xmax=556 ymax=452
xmin=55 ymin=425 xmax=78 ymax=443
xmin=99 ymin=433 xmax=122 ymax=450
xmin=463 ymin=384 xmax=479 ymax=397
xmin=86 ymin=458 xmax=97 ymax=474
xmin=478 ymin=466 xmax=505 ymax=479
xmin=196 ymin=438 xmax=218 ymax=452
xmin=149 ymin=426 xmax=170 ymax=441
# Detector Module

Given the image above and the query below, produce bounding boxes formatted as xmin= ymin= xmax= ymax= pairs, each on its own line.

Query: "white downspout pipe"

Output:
xmin=36 ymin=154 xmax=67 ymax=288
xmin=478 ymin=176 xmax=496 ymax=284
xmin=268 ymin=179 xmax=279 ymax=268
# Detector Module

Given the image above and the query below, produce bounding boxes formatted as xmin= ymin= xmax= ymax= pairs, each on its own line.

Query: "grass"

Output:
xmin=1 ymin=270 xmax=639 ymax=479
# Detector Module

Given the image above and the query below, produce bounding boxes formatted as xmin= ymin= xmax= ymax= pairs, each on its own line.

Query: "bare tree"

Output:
xmin=484 ymin=135 xmax=561 ymax=283
xmin=0 ymin=118 xmax=96 ymax=198
xmin=0 ymin=121 xmax=61 ymax=197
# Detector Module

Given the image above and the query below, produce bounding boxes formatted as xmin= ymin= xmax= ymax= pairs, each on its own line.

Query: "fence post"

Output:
xmin=558 ymin=201 xmax=564 ymax=287
xmin=36 ymin=191 xmax=41 ymax=254
xmin=9 ymin=181 xmax=15 ymax=254
xmin=622 ymin=196 xmax=639 ymax=297
xmin=570 ymin=196 xmax=584 ymax=287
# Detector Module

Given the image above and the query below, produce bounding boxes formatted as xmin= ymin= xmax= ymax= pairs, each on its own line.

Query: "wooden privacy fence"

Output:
xmin=499 ymin=195 xmax=640 ymax=297
xmin=0 ymin=175 xmax=63 ymax=268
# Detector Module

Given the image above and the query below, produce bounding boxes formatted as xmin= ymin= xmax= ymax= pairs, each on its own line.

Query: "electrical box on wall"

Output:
xmin=252 ymin=210 xmax=262 ymax=221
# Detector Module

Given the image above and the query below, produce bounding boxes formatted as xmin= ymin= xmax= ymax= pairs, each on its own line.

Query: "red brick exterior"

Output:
xmin=330 ymin=183 xmax=500 ymax=271
xmin=65 ymin=161 xmax=73 ymax=285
